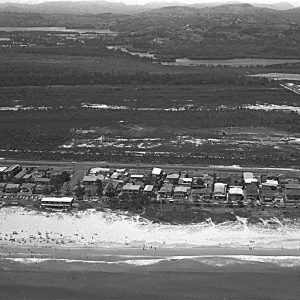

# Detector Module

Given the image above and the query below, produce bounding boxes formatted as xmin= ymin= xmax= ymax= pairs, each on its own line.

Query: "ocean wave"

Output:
xmin=4 ymin=255 xmax=300 ymax=268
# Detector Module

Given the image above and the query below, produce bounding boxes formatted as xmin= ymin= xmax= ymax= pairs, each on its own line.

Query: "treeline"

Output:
xmin=0 ymin=66 xmax=265 ymax=86
xmin=1 ymin=108 xmax=299 ymax=132
xmin=8 ymin=45 xmax=134 ymax=59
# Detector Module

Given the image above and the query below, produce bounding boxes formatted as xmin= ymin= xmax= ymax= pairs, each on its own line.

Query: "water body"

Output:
xmin=106 ymin=45 xmax=156 ymax=59
xmin=106 ymin=46 xmax=300 ymax=66
xmin=162 ymin=57 xmax=300 ymax=67
xmin=0 ymin=27 xmax=116 ymax=34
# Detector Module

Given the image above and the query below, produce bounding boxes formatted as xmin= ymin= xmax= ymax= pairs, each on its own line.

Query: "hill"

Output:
xmin=0 ymin=3 xmax=299 ymax=59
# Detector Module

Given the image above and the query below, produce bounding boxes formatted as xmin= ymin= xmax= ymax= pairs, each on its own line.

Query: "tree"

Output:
xmin=96 ymin=179 xmax=103 ymax=197
xmin=43 ymin=185 xmax=51 ymax=195
xmin=64 ymin=182 xmax=71 ymax=196
xmin=53 ymin=178 xmax=63 ymax=194
xmin=74 ymin=180 xmax=85 ymax=200
xmin=105 ymin=180 xmax=115 ymax=198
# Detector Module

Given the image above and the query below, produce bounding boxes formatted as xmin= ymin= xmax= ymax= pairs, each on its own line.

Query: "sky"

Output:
xmin=0 ymin=0 xmax=299 ymax=6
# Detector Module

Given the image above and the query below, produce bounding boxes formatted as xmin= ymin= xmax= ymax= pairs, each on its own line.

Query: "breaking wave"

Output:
xmin=4 ymin=255 xmax=300 ymax=268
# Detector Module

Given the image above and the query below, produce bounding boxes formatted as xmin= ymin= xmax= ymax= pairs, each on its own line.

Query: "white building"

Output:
xmin=41 ymin=197 xmax=74 ymax=209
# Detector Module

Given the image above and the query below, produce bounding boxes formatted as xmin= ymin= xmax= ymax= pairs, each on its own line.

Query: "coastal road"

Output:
xmin=1 ymin=158 xmax=300 ymax=176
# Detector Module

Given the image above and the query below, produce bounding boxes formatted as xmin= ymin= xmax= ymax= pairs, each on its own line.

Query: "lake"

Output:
xmin=106 ymin=45 xmax=156 ymax=59
xmin=106 ymin=46 xmax=300 ymax=66
xmin=162 ymin=57 xmax=300 ymax=67
xmin=0 ymin=27 xmax=117 ymax=34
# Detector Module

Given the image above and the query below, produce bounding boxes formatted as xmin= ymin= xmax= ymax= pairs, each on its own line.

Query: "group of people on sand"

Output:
xmin=142 ymin=245 xmax=157 ymax=251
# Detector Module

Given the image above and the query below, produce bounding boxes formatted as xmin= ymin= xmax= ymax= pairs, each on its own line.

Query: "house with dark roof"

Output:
xmin=3 ymin=164 xmax=21 ymax=180
xmin=34 ymin=178 xmax=52 ymax=185
xmin=13 ymin=170 xmax=28 ymax=183
xmin=284 ymin=184 xmax=300 ymax=207
xmin=5 ymin=183 xmax=20 ymax=193
xmin=165 ymin=173 xmax=180 ymax=185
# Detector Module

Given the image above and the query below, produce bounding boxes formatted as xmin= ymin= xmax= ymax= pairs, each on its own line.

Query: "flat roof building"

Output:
xmin=41 ymin=197 xmax=74 ymax=209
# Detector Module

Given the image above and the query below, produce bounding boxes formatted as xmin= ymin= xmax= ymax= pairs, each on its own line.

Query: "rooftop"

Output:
xmin=152 ymin=167 xmax=162 ymax=176
xmin=166 ymin=174 xmax=180 ymax=179
xmin=6 ymin=183 xmax=20 ymax=189
xmin=123 ymin=183 xmax=141 ymax=191
xmin=144 ymin=185 xmax=154 ymax=192
xmin=130 ymin=174 xmax=144 ymax=179
xmin=174 ymin=186 xmax=189 ymax=193
xmin=34 ymin=178 xmax=51 ymax=182
xmin=83 ymin=175 xmax=104 ymax=182
xmin=41 ymin=197 xmax=74 ymax=203
xmin=4 ymin=164 xmax=20 ymax=173
xmin=90 ymin=167 xmax=110 ymax=174
xmin=228 ymin=186 xmax=244 ymax=195
xmin=285 ymin=183 xmax=300 ymax=190
xmin=0 ymin=166 xmax=7 ymax=173
xmin=159 ymin=184 xmax=173 ymax=193
xmin=285 ymin=189 xmax=300 ymax=196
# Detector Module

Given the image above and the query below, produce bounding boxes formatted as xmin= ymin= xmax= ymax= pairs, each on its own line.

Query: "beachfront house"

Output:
xmin=227 ymin=186 xmax=244 ymax=204
xmin=284 ymin=184 xmax=300 ymax=207
xmin=191 ymin=188 xmax=212 ymax=203
xmin=122 ymin=183 xmax=142 ymax=197
xmin=213 ymin=182 xmax=227 ymax=201
xmin=40 ymin=197 xmax=74 ymax=209
xmin=173 ymin=186 xmax=190 ymax=202
xmin=245 ymin=184 xmax=259 ymax=202
xmin=157 ymin=184 xmax=174 ymax=199
xmin=102 ymin=179 xmax=123 ymax=196
xmin=259 ymin=180 xmax=279 ymax=205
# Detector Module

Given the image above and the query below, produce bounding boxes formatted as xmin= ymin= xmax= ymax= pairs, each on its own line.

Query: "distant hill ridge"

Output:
xmin=0 ymin=1 xmax=297 ymax=15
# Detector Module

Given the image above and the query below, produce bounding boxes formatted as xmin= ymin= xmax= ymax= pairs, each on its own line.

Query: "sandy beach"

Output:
xmin=1 ymin=207 xmax=300 ymax=299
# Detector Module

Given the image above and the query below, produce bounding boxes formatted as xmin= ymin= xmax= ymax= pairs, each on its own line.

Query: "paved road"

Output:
xmin=1 ymin=158 xmax=300 ymax=175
